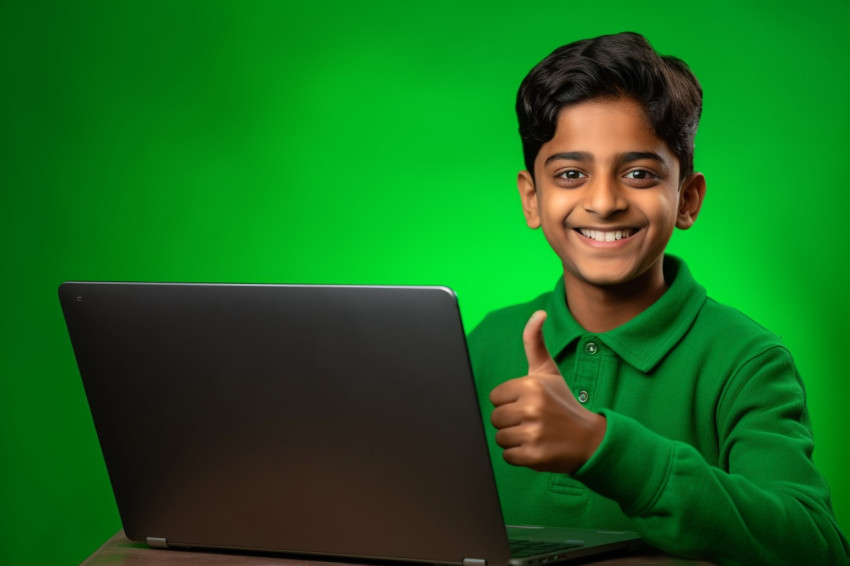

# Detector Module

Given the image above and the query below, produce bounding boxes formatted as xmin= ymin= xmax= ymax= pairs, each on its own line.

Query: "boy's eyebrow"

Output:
xmin=619 ymin=151 xmax=666 ymax=164
xmin=543 ymin=151 xmax=593 ymax=165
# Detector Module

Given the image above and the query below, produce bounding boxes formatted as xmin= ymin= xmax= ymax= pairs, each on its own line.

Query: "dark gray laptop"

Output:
xmin=59 ymin=282 xmax=641 ymax=565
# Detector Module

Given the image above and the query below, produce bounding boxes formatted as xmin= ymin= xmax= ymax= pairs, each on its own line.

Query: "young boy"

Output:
xmin=468 ymin=32 xmax=849 ymax=566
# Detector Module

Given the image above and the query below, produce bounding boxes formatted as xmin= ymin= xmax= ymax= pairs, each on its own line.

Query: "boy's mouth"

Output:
xmin=576 ymin=228 xmax=639 ymax=242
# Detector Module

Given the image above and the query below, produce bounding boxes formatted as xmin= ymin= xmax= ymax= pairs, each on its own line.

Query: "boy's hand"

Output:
xmin=489 ymin=310 xmax=607 ymax=474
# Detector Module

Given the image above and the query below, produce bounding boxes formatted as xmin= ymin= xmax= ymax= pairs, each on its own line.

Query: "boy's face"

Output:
xmin=518 ymin=97 xmax=704 ymax=290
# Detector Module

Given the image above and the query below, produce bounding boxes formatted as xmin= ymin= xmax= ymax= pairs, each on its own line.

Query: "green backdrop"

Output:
xmin=2 ymin=1 xmax=848 ymax=564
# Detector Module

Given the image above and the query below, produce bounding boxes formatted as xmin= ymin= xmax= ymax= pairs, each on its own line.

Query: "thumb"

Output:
xmin=523 ymin=310 xmax=560 ymax=375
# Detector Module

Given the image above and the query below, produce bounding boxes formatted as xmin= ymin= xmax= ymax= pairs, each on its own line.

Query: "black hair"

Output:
xmin=516 ymin=32 xmax=702 ymax=180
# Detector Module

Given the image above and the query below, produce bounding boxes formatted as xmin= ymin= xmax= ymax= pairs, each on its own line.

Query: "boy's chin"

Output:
xmin=563 ymin=260 xmax=659 ymax=290
xmin=575 ymin=272 xmax=638 ymax=288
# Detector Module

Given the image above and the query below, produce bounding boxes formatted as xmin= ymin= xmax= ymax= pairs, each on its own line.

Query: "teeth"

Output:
xmin=578 ymin=228 xmax=635 ymax=242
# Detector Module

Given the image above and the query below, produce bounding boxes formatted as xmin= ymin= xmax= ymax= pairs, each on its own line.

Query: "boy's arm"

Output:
xmin=574 ymin=344 xmax=849 ymax=566
xmin=491 ymin=312 xmax=850 ymax=566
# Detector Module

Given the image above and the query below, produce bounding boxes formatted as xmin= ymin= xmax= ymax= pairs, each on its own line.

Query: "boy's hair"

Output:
xmin=517 ymin=32 xmax=702 ymax=181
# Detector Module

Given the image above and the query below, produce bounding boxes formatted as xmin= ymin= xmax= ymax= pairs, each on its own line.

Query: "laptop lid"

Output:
xmin=60 ymin=281 xmax=641 ymax=565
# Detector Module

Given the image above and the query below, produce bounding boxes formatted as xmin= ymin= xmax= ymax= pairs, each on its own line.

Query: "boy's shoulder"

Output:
xmin=466 ymin=286 xmax=556 ymax=380
xmin=657 ymin=260 xmax=792 ymax=378
xmin=468 ymin=286 xmax=554 ymax=345
xmin=690 ymin=294 xmax=788 ymax=358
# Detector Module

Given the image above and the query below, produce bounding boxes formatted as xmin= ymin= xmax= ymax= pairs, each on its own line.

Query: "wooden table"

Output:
xmin=81 ymin=531 xmax=717 ymax=566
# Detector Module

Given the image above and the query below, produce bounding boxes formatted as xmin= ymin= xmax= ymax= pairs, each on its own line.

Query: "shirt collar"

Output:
xmin=542 ymin=255 xmax=707 ymax=373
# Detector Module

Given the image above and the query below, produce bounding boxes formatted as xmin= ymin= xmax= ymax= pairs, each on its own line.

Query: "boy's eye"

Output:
xmin=556 ymin=170 xmax=587 ymax=183
xmin=623 ymin=169 xmax=659 ymax=186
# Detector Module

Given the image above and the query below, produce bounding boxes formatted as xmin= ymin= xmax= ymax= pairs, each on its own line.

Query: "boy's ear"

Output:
xmin=676 ymin=172 xmax=706 ymax=230
xmin=518 ymin=170 xmax=541 ymax=229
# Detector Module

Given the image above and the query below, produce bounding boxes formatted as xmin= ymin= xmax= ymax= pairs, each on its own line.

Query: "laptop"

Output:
xmin=59 ymin=281 xmax=642 ymax=565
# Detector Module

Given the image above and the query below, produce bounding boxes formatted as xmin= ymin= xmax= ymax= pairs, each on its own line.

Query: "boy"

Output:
xmin=468 ymin=32 xmax=849 ymax=566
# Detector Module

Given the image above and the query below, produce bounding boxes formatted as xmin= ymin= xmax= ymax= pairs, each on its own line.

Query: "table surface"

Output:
xmin=81 ymin=531 xmax=717 ymax=566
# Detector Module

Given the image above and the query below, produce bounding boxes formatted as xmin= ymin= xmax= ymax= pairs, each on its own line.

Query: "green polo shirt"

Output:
xmin=468 ymin=256 xmax=849 ymax=566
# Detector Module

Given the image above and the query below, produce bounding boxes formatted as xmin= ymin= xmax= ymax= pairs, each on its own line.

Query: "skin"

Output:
xmin=490 ymin=97 xmax=706 ymax=474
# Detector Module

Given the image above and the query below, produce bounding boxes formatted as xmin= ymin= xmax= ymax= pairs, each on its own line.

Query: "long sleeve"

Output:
xmin=574 ymin=346 xmax=850 ymax=566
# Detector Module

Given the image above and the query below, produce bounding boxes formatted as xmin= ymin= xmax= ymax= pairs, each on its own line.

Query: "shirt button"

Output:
xmin=578 ymin=391 xmax=589 ymax=403
xmin=584 ymin=342 xmax=598 ymax=355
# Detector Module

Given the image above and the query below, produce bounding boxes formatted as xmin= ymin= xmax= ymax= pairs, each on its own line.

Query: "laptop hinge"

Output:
xmin=463 ymin=559 xmax=486 ymax=566
xmin=146 ymin=537 xmax=168 ymax=549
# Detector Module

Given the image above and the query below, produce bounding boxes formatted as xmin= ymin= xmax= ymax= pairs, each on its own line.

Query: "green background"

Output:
xmin=2 ymin=1 xmax=849 ymax=564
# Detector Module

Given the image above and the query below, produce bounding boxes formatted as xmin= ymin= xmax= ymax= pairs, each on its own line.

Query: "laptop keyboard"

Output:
xmin=509 ymin=538 xmax=583 ymax=558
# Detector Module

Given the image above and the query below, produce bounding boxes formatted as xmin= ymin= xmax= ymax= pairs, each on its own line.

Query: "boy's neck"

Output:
xmin=563 ymin=262 xmax=668 ymax=333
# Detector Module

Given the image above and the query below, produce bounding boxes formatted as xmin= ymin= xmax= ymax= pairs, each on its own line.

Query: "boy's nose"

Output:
xmin=582 ymin=177 xmax=628 ymax=217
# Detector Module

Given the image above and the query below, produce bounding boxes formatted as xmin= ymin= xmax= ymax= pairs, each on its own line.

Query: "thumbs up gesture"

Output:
xmin=489 ymin=311 xmax=607 ymax=474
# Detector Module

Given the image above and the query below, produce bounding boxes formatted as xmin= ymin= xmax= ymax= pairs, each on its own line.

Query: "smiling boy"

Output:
xmin=468 ymin=33 xmax=849 ymax=565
